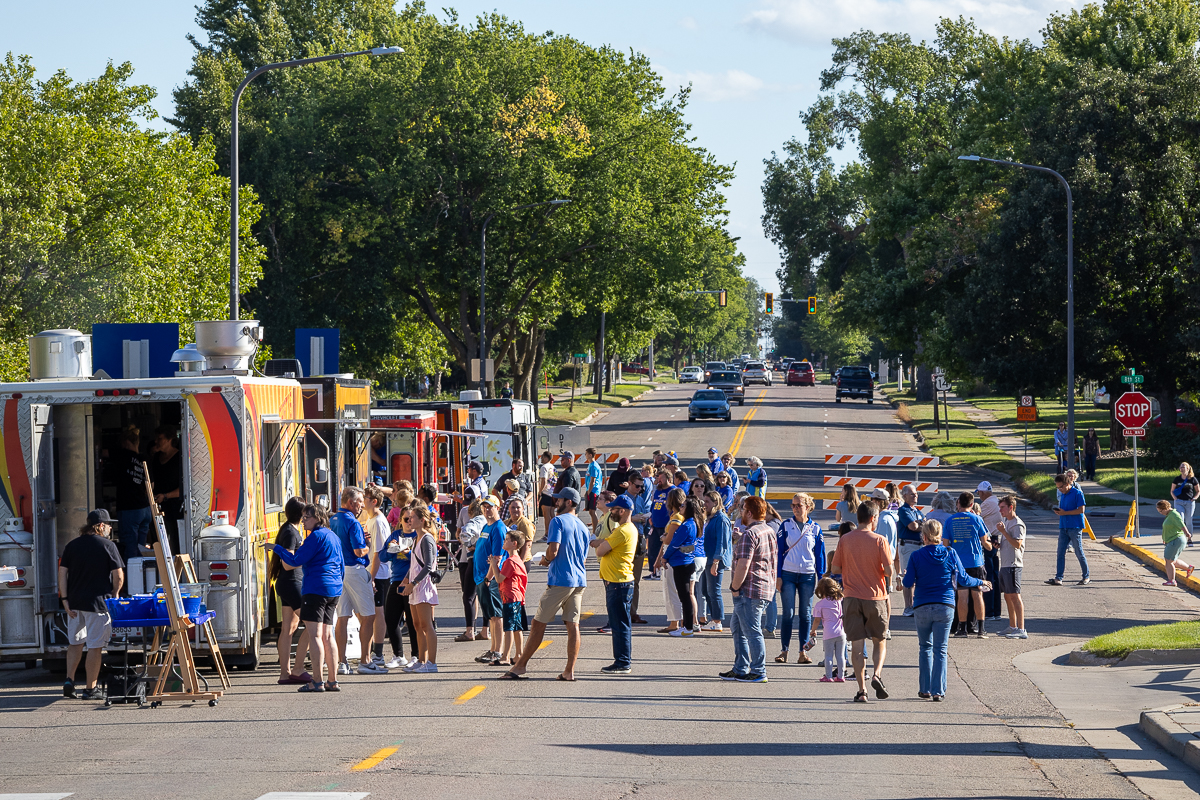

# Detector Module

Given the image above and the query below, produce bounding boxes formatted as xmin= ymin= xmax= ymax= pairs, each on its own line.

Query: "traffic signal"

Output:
xmin=807 ymin=296 xmax=817 ymax=315
xmin=718 ymin=290 xmax=727 ymax=307
xmin=765 ymin=292 xmax=774 ymax=314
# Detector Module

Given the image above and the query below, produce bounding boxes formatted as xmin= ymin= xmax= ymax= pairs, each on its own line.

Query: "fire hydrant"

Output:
xmin=548 ymin=394 xmax=555 ymax=410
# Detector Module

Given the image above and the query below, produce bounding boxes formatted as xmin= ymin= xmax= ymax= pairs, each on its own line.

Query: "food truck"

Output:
xmin=0 ymin=322 xmax=306 ymax=670
xmin=462 ymin=399 xmax=539 ymax=483
xmin=297 ymin=374 xmax=372 ymax=504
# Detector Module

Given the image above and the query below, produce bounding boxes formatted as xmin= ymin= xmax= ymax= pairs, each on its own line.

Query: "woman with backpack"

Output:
xmin=401 ymin=504 xmax=442 ymax=673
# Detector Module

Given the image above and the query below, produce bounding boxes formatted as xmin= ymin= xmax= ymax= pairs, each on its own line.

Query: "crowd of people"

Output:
xmin=255 ymin=446 xmax=1053 ymax=702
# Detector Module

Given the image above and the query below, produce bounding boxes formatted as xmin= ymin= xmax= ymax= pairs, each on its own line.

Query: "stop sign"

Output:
xmin=1115 ymin=391 xmax=1153 ymax=429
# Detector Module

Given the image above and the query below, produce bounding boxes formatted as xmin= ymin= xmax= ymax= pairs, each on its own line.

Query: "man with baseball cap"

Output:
xmin=59 ymin=509 xmax=124 ymax=700
xmin=502 ymin=486 xmax=589 ymax=681
xmin=554 ymin=451 xmax=581 ymax=499
xmin=870 ymin=488 xmax=900 ymax=639
xmin=466 ymin=461 xmax=489 ymax=500
xmin=474 ymin=495 xmax=507 ymax=663
xmin=976 ymin=481 xmax=1004 ymax=621
xmin=707 ymin=448 xmax=724 ymax=477
xmin=592 ymin=494 xmax=637 ymax=673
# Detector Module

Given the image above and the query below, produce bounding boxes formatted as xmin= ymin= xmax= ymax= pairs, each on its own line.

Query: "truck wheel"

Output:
xmin=868 ymin=399 xmax=874 ymax=405
xmin=835 ymin=396 xmax=842 ymax=404
xmin=227 ymin=632 xmax=260 ymax=671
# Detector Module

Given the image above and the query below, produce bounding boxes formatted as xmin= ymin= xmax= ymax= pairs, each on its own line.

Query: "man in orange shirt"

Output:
xmin=829 ymin=501 xmax=894 ymax=703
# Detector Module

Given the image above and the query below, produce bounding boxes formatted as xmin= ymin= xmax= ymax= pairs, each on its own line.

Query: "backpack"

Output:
xmin=414 ymin=533 xmax=444 ymax=584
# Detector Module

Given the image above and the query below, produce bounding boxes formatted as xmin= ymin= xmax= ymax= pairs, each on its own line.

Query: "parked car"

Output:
xmin=787 ymin=361 xmax=815 ymax=386
xmin=706 ymin=370 xmax=746 ymax=405
xmin=835 ymin=365 xmax=874 ymax=404
xmin=704 ymin=361 xmax=727 ymax=381
xmin=741 ymin=360 xmax=772 ymax=386
xmin=1150 ymin=407 xmax=1200 ymax=434
xmin=689 ymin=389 xmax=732 ymax=422
xmin=680 ymin=366 xmax=704 ymax=383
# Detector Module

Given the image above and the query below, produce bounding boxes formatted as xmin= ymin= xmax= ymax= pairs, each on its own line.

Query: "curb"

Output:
xmin=1066 ymin=647 xmax=1200 ymax=666
xmin=1140 ymin=706 xmax=1200 ymax=773
xmin=553 ymin=384 xmax=660 ymax=428
xmin=1108 ymin=536 xmax=1200 ymax=593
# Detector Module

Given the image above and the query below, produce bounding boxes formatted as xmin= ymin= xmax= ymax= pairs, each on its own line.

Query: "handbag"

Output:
xmin=414 ymin=534 xmax=444 ymax=584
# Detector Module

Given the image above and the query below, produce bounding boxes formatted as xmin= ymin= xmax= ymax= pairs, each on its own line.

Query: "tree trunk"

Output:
xmin=1157 ymin=387 xmax=1178 ymax=427
xmin=1107 ymin=395 xmax=1122 ymax=453
xmin=529 ymin=330 xmax=546 ymax=407
xmin=915 ymin=365 xmax=934 ymax=402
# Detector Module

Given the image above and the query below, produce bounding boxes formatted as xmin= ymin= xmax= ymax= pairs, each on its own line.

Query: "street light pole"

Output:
xmin=478 ymin=199 xmax=571 ymax=397
xmin=229 ymin=45 xmax=403 ymax=320
xmin=959 ymin=154 xmax=1075 ymax=469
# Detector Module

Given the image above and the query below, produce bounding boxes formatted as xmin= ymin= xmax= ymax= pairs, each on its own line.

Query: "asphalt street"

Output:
xmin=2 ymin=380 xmax=1199 ymax=800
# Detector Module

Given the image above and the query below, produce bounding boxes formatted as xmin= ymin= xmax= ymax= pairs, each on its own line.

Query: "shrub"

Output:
xmin=1144 ymin=424 xmax=1200 ymax=468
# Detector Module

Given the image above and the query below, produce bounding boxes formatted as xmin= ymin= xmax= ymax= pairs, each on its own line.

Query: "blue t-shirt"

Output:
xmin=897 ymin=504 xmax=926 ymax=543
xmin=328 ymin=510 xmax=368 ymax=568
xmin=717 ymin=485 xmax=735 ymax=509
xmin=378 ymin=530 xmax=412 ymax=582
xmin=876 ymin=509 xmax=899 ymax=554
xmin=726 ymin=468 xmax=740 ymax=492
xmin=650 ymin=487 xmax=672 ymax=529
xmin=483 ymin=519 xmax=509 ymax=578
xmin=944 ymin=511 xmax=987 ymax=569
xmin=708 ymin=457 xmax=724 ymax=475
xmin=1058 ymin=486 xmax=1086 ymax=530
xmin=546 ymin=513 xmax=590 ymax=587
xmin=663 ymin=518 xmax=697 ymax=567
xmin=473 ymin=533 xmax=492 ymax=585
xmin=274 ymin=527 xmax=343 ymax=597
xmin=586 ymin=461 xmax=603 ymax=494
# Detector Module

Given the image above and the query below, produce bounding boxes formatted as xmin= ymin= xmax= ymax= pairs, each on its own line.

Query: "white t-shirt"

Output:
xmin=979 ymin=495 xmax=1002 ymax=533
xmin=368 ymin=512 xmax=391 ymax=579
xmin=999 ymin=515 xmax=1026 ymax=569
xmin=539 ymin=462 xmax=556 ymax=493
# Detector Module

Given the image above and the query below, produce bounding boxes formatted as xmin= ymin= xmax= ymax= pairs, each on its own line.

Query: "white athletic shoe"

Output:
xmin=1004 ymin=628 xmax=1028 ymax=639
xmin=704 ymin=621 xmax=723 ymax=632
xmin=337 ymin=661 xmax=351 ymax=675
xmin=414 ymin=662 xmax=438 ymax=673
xmin=402 ymin=660 xmax=424 ymax=673
xmin=384 ymin=655 xmax=406 ymax=669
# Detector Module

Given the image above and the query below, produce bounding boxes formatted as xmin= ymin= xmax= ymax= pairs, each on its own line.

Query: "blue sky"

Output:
xmin=1 ymin=0 xmax=1072 ymax=290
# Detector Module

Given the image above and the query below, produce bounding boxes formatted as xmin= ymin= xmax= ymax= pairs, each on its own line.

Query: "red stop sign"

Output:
xmin=1115 ymin=391 xmax=1153 ymax=429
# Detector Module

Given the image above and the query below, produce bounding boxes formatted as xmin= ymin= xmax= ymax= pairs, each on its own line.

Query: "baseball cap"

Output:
xmin=468 ymin=460 xmax=483 ymax=473
xmin=664 ymin=455 xmax=679 ymax=466
xmin=481 ymin=494 xmax=501 ymax=508
xmin=976 ymin=481 xmax=993 ymax=492
xmin=708 ymin=447 xmax=718 ymax=454
xmin=86 ymin=509 xmax=114 ymax=526
xmin=871 ymin=488 xmax=890 ymax=500
xmin=463 ymin=485 xmax=481 ymax=502
xmin=562 ymin=450 xmax=575 ymax=460
xmin=608 ymin=494 xmax=634 ymax=510
xmin=618 ymin=457 xmax=631 ymax=470
xmin=552 ymin=487 xmax=581 ymax=505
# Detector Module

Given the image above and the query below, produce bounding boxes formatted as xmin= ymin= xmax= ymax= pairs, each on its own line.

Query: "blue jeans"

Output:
xmin=604 ymin=581 xmax=634 ymax=668
xmin=732 ymin=595 xmax=769 ymax=676
xmin=700 ymin=564 xmax=725 ymax=623
xmin=779 ymin=571 xmax=816 ymax=651
xmin=915 ymin=603 xmax=954 ymax=696
xmin=119 ymin=507 xmax=153 ymax=561
xmin=1055 ymin=528 xmax=1089 ymax=581
xmin=762 ymin=590 xmax=778 ymax=631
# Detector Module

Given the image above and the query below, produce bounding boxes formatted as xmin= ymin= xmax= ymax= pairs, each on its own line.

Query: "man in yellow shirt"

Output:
xmin=592 ymin=494 xmax=637 ymax=674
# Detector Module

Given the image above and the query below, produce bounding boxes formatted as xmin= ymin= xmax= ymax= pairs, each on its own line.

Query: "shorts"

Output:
xmin=898 ymin=541 xmax=922 ymax=571
xmin=337 ymin=565 xmax=376 ymax=617
xmin=842 ymin=596 xmax=889 ymax=642
xmin=502 ymin=601 xmax=529 ymax=632
xmin=476 ymin=579 xmax=503 ymax=621
xmin=300 ymin=594 xmax=339 ymax=625
xmin=998 ymin=566 xmax=1022 ymax=595
xmin=373 ymin=578 xmax=390 ymax=608
xmin=585 ymin=491 xmax=599 ymax=511
xmin=692 ymin=556 xmax=708 ymax=580
xmin=961 ymin=566 xmax=987 ymax=593
xmin=276 ymin=579 xmax=303 ymax=610
xmin=534 ymin=585 xmax=586 ymax=625
xmin=1165 ymin=536 xmax=1187 ymax=562
xmin=67 ymin=610 xmax=112 ymax=649
xmin=539 ymin=493 xmax=555 ymax=509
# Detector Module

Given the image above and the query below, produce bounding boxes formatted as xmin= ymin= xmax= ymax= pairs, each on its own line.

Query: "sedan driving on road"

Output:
xmin=689 ymin=389 xmax=732 ymax=422
xmin=787 ymin=361 xmax=815 ymax=386
xmin=680 ymin=366 xmax=704 ymax=383
xmin=741 ymin=360 xmax=772 ymax=386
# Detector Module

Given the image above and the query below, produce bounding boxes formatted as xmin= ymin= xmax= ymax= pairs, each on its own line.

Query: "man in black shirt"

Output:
xmin=113 ymin=426 xmax=151 ymax=563
xmin=495 ymin=459 xmax=535 ymax=512
xmin=59 ymin=510 xmax=124 ymax=700
xmin=554 ymin=451 xmax=581 ymax=495
xmin=149 ymin=425 xmax=184 ymax=553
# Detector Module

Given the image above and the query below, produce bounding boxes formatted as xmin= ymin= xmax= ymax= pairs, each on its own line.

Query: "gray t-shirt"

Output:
xmin=998 ymin=515 xmax=1026 ymax=569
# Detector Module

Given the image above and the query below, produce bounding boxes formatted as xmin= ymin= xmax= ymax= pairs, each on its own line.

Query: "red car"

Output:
xmin=787 ymin=361 xmax=815 ymax=386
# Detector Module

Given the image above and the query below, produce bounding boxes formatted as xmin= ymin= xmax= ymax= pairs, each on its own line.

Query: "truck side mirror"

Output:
xmin=314 ymin=458 xmax=329 ymax=484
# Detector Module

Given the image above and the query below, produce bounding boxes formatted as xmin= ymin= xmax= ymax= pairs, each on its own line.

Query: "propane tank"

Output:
xmin=0 ymin=518 xmax=37 ymax=647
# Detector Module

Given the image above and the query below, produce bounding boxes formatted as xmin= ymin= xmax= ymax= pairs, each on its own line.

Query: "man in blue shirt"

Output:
xmin=943 ymin=491 xmax=993 ymax=638
xmin=584 ymin=448 xmax=604 ymax=533
xmin=329 ymin=487 xmax=376 ymax=674
xmin=626 ymin=477 xmax=652 ymax=624
xmin=721 ymin=453 xmax=740 ymax=492
xmin=896 ymin=485 xmax=926 ymax=617
xmin=1048 ymin=473 xmax=1090 ymax=586
xmin=648 ymin=469 xmax=673 ymax=580
xmin=474 ymin=495 xmax=508 ymax=663
xmin=503 ymin=487 xmax=590 ymax=681
xmin=707 ymin=447 xmax=724 ymax=476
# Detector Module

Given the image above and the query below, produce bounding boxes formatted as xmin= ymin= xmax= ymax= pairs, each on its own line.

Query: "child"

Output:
xmin=1156 ymin=500 xmax=1194 ymax=586
xmin=495 ymin=530 xmax=529 ymax=665
xmin=809 ymin=576 xmax=846 ymax=683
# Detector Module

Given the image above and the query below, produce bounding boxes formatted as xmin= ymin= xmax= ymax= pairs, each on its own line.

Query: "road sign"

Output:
xmin=1120 ymin=374 xmax=1144 ymax=384
xmin=1114 ymin=390 xmax=1153 ymax=430
xmin=572 ymin=353 xmax=587 ymax=359
xmin=1016 ymin=406 xmax=1038 ymax=422
xmin=935 ymin=376 xmax=951 ymax=392
xmin=1122 ymin=427 xmax=1146 ymax=437
xmin=1019 ymin=395 xmax=1033 ymax=407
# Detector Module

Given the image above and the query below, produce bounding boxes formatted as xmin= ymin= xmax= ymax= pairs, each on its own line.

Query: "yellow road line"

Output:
xmin=351 ymin=745 xmax=400 ymax=771
xmin=729 ymin=390 xmax=767 ymax=457
xmin=453 ymin=685 xmax=487 ymax=705
xmin=537 ymin=639 xmax=554 ymax=651
xmin=580 ymin=610 xmax=594 ymax=619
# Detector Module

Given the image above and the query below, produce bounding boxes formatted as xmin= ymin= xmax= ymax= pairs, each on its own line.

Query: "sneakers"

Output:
xmin=736 ymin=672 xmax=768 ymax=683
xmin=692 ymin=625 xmax=701 ymax=634
xmin=596 ymin=626 xmax=610 ymax=634
xmin=952 ymin=624 xmax=969 ymax=638
xmin=475 ymin=650 xmax=497 ymax=663
xmin=833 ymin=676 xmax=846 ymax=683
xmin=371 ymin=653 xmax=387 ymax=666
xmin=79 ymin=686 xmax=106 ymax=701
xmin=1164 ymin=580 xmax=1179 ymax=587
xmin=402 ymin=660 xmax=424 ymax=673
xmin=384 ymin=655 xmax=406 ymax=669
xmin=337 ymin=661 xmax=351 ymax=675
xmin=704 ymin=621 xmax=723 ymax=632
xmin=63 ymin=679 xmax=75 ymax=699
xmin=413 ymin=662 xmax=438 ymax=673
xmin=1045 ymin=577 xmax=1063 ymax=586
xmin=357 ymin=661 xmax=388 ymax=675
xmin=764 ymin=630 xmax=777 ymax=639
xmin=669 ymin=628 xmax=694 ymax=637
xmin=1077 ymin=578 xmax=1091 ymax=585
xmin=902 ymin=607 xmax=915 ymax=617
xmin=986 ymin=615 xmax=1004 ymax=621
xmin=975 ymin=622 xmax=988 ymax=639
xmin=719 ymin=670 xmax=745 ymax=681
xmin=600 ymin=663 xmax=632 ymax=674
xmin=1003 ymin=628 xmax=1028 ymax=639
xmin=819 ymin=676 xmax=834 ymax=683
xmin=882 ymin=630 xmax=892 ymax=640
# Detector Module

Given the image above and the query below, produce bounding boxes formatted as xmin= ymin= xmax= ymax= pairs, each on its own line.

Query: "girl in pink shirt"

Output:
xmin=809 ymin=577 xmax=846 ymax=682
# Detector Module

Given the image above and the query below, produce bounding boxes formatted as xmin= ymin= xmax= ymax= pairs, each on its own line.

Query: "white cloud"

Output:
xmin=743 ymin=0 xmax=1077 ymax=47
xmin=655 ymin=66 xmax=770 ymax=102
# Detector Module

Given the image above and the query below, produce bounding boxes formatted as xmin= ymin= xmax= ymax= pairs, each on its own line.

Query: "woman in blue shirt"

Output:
xmin=660 ymin=494 xmax=699 ymax=636
xmin=701 ymin=491 xmax=733 ymax=631
xmin=746 ymin=456 xmax=767 ymax=497
xmin=271 ymin=504 xmax=344 ymax=693
xmin=902 ymin=519 xmax=990 ymax=701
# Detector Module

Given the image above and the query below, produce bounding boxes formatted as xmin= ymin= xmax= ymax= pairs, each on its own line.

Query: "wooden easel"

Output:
xmin=174 ymin=553 xmax=230 ymax=689
xmin=142 ymin=464 xmax=223 ymax=706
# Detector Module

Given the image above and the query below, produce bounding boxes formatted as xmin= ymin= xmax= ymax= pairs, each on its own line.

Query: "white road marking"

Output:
xmin=0 ymin=795 xmax=75 ymax=799
xmin=255 ymin=794 xmax=369 ymax=799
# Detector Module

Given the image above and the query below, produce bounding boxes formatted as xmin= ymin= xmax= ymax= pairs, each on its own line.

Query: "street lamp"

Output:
xmin=479 ymin=199 xmax=571 ymax=396
xmin=959 ymin=154 xmax=1075 ymax=468
xmin=228 ymin=45 xmax=404 ymax=320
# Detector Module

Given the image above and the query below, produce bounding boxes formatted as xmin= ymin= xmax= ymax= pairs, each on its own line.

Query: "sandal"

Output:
xmin=499 ymin=671 xmax=527 ymax=680
xmin=854 ymin=691 xmax=868 ymax=703
xmin=774 ymin=652 xmax=789 ymax=663
xmin=1188 ymin=565 xmax=1196 ymax=579
xmin=657 ymin=627 xmax=677 ymax=634
xmin=324 ymin=681 xmax=341 ymax=692
xmin=454 ymin=633 xmax=476 ymax=642
xmin=297 ymin=681 xmax=325 ymax=693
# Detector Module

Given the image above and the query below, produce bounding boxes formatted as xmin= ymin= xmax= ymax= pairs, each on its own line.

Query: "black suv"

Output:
xmin=835 ymin=365 xmax=874 ymax=404
xmin=706 ymin=370 xmax=746 ymax=405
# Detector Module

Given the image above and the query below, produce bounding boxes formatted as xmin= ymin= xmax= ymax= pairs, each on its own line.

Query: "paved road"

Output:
xmin=2 ymin=379 xmax=1198 ymax=799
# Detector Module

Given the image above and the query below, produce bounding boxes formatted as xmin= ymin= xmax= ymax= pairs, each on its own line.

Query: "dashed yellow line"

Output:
xmin=729 ymin=390 xmax=767 ymax=457
xmin=537 ymin=639 xmax=554 ymax=651
xmin=351 ymin=745 xmax=400 ymax=771
xmin=453 ymin=685 xmax=487 ymax=705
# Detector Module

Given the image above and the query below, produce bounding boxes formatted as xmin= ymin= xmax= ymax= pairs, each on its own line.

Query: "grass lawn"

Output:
xmin=535 ymin=383 xmax=655 ymax=426
xmin=1082 ymin=620 xmax=1200 ymax=658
